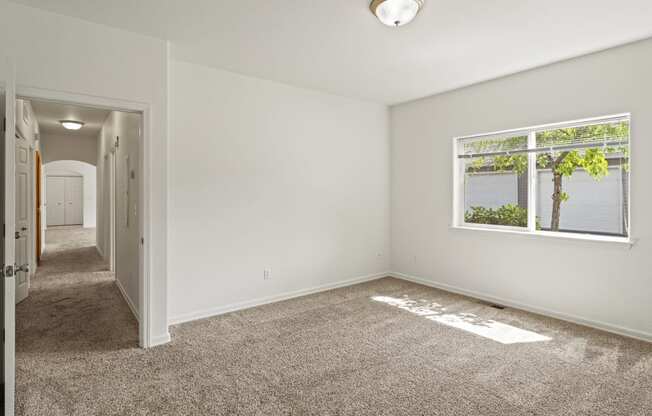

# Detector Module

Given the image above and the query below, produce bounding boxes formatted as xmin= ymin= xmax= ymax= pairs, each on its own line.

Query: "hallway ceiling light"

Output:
xmin=60 ymin=120 xmax=85 ymax=130
xmin=370 ymin=0 xmax=424 ymax=27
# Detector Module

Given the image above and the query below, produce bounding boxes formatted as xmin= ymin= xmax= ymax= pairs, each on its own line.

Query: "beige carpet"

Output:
xmin=16 ymin=228 xmax=652 ymax=415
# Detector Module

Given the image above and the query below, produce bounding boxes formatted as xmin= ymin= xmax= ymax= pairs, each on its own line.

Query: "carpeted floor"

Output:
xmin=16 ymin=227 xmax=652 ymax=415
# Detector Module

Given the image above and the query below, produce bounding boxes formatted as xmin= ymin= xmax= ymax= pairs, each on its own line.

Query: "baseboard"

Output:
xmin=95 ymin=245 xmax=104 ymax=258
xmin=115 ymin=278 xmax=140 ymax=322
xmin=169 ymin=271 xmax=390 ymax=326
xmin=390 ymin=271 xmax=652 ymax=343
xmin=149 ymin=332 xmax=171 ymax=348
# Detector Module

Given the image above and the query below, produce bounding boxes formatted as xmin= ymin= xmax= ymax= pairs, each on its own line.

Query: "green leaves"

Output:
xmin=554 ymin=150 xmax=582 ymax=176
xmin=536 ymin=121 xmax=629 ymax=148
xmin=581 ymin=148 xmax=609 ymax=179
xmin=464 ymin=135 xmax=528 ymax=155
xmin=493 ymin=154 xmax=528 ymax=175
xmin=549 ymin=148 xmax=609 ymax=179
xmin=465 ymin=204 xmax=533 ymax=228
xmin=537 ymin=154 xmax=551 ymax=169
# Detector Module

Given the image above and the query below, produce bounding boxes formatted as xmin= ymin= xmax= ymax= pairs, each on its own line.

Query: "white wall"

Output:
xmin=2 ymin=2 xmax=168 ymax=344
xmin=97 ymin=111 xmax=141 ymax=319
xmin=44 ymin=160 xmax=96 ymax=228
xmin=168 ymin=60 xmax=390 ymax=322
xmin=391 ymin=38 xmax=652 ymax=340
xmin=41 ymin=134 xmax=97 ymax=166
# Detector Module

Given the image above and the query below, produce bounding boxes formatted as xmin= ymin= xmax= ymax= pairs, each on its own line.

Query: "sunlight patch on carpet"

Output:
xmin=371 ymin=295 xmax=551 ymax=344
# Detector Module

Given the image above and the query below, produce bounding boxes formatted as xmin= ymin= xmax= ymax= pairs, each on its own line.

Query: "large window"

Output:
xmin=454 ymin=115 xmax=630 ymax=240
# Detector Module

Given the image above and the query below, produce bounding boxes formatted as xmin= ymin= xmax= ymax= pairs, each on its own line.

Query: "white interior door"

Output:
xmin=64 ymin=176 xmax=83 ymax=225
xmin=2 ymin=58 xmax=17 ymax=416
xmin=14 ymin=136 xmax=29 ymax=303
xmin=46 ymin=176 xmax=65 ymax=226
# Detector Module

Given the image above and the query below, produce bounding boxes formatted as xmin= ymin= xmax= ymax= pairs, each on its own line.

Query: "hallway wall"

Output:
xmin=97 ymin=111 xmax=141 ymax=320
xmin=41 ymin=134 xmax=98 ymax=166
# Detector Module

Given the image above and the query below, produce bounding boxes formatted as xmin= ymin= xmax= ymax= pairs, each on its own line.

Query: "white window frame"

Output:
xmin=451 ymin=113 xmax=632 ymax=245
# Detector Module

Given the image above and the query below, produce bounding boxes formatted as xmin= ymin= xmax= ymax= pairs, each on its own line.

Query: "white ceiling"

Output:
xmin=11 ymin=0 xmax=652 ymax=104
xmin=30 ymin=100 xmax=110 ymax=137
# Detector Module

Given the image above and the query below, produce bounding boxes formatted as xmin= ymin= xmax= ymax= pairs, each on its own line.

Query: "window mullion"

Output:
xmin=527 ymin=131 xmax=537 ymax=232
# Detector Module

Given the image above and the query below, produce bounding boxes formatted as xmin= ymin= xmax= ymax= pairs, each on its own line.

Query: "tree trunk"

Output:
xmin=551 ymin=172 xmax=563 ymax=231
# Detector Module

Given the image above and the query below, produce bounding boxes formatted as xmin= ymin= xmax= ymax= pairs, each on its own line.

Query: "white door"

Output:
xmin=2 ymin=58 xmax=18 ymax=416
xmin=15 ymin=136 xmax=30 ymax=303
xmin=64 ymin=176 xmax=83 ymax=225
xmin=46 ymin=176 xmax=65 ymax=226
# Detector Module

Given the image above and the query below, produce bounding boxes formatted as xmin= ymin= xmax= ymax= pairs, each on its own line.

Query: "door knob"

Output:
xmin=15 ymin=264 xmax=29 ymax=274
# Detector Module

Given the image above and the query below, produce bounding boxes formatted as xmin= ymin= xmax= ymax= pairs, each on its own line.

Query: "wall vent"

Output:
xmin=478 ymin=300 xmax=506 ymax=310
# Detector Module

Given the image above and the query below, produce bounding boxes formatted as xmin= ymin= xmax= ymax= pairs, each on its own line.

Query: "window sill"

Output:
xmin=450 ymin=225 xmax=635 ymax=248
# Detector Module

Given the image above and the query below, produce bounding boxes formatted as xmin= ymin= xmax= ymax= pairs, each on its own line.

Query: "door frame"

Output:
xmin=34 ymin=150 xmax=41 ymax=265
xmin=16 ymin=86 xmax=152 ymax=349
xmin=1 ymin=65 xmax=18 ymax=416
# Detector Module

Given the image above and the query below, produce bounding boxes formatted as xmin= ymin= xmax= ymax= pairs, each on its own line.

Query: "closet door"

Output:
xmin=46 ymin=176 xmax=65 ymax=226
xmin=64 ymin=176 xmax=83 ymax=225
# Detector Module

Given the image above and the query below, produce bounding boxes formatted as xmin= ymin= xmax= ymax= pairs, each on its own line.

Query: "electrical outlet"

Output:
xmin=263 ymin=269 xmax=271 ymax=280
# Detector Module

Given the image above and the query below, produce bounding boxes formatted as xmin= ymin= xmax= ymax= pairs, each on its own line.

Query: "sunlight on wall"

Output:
xmin=371 ymin=295 xmax=551 ymax=345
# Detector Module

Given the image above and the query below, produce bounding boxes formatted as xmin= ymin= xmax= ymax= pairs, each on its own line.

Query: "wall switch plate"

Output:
xmin=263 ymin=269 xmax=271 ymax=280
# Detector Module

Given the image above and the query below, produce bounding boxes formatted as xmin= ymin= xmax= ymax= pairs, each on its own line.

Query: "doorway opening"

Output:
xmin=13 ymin=96 xmax=144 ymax=353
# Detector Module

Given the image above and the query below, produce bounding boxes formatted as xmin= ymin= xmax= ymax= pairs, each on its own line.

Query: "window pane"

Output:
xmin=535 ymin=121 xmax=629 ymax=237
xmin=461 ymin=134 xmax=528 ymax=156
xmin=535 ymin=120 xmax=629 ymax=149
xmin=462 ymin=135 xmax=528 ymax=228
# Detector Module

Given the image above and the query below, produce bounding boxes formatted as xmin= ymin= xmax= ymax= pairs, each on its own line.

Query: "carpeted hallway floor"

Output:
xmin=16 ymin=227 xmax=652 ymax=415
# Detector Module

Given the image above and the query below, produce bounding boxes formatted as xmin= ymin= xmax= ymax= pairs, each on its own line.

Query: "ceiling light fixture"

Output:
xmin=370 ymin=0 xmax=424 ymax=27
xmin=60 ymin=120 xmax=85 ymax=130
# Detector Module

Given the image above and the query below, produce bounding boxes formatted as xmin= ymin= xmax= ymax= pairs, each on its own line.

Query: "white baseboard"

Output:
xmin=115 ymin=278 xmax=140 ymax=322
xmin=149 ymin=332 xmax=171 ymax=348
xmin=390 ymin=271 xmax=652 ymax=343
xmin=95 ymin=245 xmax=104 ymax=258
xmin=169 ymin=271 xmax=390 ymax=326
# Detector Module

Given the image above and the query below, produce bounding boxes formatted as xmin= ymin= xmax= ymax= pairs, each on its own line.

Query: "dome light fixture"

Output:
xmin=60 ymin=120 xmax=85 ymax=130
xmin=370 ymin=0 xmax=424 ymax=27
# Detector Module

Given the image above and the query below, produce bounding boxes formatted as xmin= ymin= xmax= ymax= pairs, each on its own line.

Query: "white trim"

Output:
xmin=115 ymin=277 xmax=140 ymax=322
xmin=2 ymin=58 xmax=18 ymax=416
xmin=16 ymin=85 xmax=156 ymax=348
xmin=95 ymin=245 xmax=104 ymax=258
xmin=450 ymin=224 xmax=634 ymax=247
xmin=390 ymin=271 xmax=652 ymax=343
xmin=458 ymin=222 xmax=526 ymax=233
xmin=150 ymin=332 xmax=171 ymax=347
xmin=169 ymin=271 xmax=390 ymax=325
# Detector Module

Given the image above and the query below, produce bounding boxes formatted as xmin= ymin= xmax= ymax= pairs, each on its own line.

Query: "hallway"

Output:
xmin=15 ymin=226 xmax=139 ymax=415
